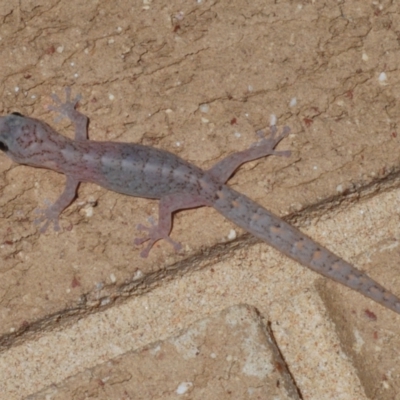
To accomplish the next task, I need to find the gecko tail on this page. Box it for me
[213,185,400,315]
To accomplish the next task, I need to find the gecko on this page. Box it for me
[0,88,399,315]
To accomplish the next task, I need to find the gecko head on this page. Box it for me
[0,113,57,166]
[0,113,24,152]
[0,113,32,162]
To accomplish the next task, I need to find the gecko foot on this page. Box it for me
[34,202,62,233]
[253,125,291,158]
[48,87,82,123]
[134,220,182,258]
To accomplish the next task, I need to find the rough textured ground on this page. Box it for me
[1,0,400,399]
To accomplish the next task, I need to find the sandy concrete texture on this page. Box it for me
[26,305,301,400]
[1,0,400,399]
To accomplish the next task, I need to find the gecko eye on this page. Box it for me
[0,141,8,152]
[11,112,24,117]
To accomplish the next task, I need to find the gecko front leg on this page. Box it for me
[34,176,80,232]
[34,89,87,232]
[49,87,88,141]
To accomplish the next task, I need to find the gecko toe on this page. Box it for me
[134,236,148,246]
[134,221,182,256]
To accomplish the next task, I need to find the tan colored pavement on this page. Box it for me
[1,1,400,399]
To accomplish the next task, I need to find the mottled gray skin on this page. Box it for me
[1,89,400,315]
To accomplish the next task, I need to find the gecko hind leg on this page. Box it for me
[134,193,209,258]
[134,218,182,259]
[208,125,291,183]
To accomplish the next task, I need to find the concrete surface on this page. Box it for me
[1,0,400,399]
[26,305,301,400]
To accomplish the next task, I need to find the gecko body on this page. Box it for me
[1,89,400,315]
